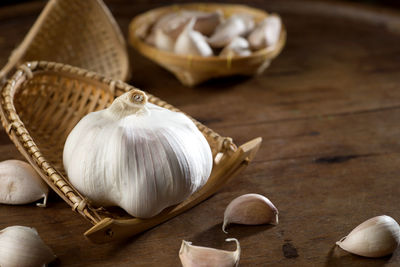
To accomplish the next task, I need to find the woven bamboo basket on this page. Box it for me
[0,0,129,82]
[0,61,262,243]
[129,3,286,86]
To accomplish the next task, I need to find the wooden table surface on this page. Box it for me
[1,0,400,266]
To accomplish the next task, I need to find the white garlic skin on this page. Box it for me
[0,226,55,267]
[174,18,213,57]
[248,15,282,50]
[336,215,400,258]
[208,14,255,48]
[179,238,240,267]
[63,90,213,218]
[0,160,48,207]
[223,193,278,233]
[220,36,252,57]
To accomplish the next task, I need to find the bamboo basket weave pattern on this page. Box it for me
[0,61,262,243]
[0,0,129,82]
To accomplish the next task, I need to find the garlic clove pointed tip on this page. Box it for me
[36,194,48,208]
[222,222,228,234]
[271,213,279,226]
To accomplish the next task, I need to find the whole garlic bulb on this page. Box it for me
[0,226,55,267]
[63,89,213,218]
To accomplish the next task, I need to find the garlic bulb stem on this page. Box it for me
[106,89,148,119]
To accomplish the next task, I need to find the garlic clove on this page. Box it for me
[154,28,175,52]
[174,18,213,57]
[248,14,282,50]
[219,36,252,57]
[179,238,240,267]
[0,226,56,267]
[152,10,222,39]
[222,193,278,233]
[0,160,48,207]
[336,215,400,258]
[208,14,255,48]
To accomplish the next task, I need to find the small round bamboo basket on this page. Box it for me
[0,61,262,243]
[0,0,129,82]
[129,3,286,86]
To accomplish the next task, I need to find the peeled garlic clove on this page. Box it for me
[0,226,56,267]
[223,193,278,233]
[220,36,252,57]
[248,14,282,50]
[208,14,255,48]
[63,89,213,218]
[0,160,48,207]
[174,18,213,57]
[154,28,175,52]
[179,238,240,267]
[336,215,400,258]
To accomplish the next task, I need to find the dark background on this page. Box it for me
[1,0,400,8]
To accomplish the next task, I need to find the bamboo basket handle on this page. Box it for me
[84,137,262,243]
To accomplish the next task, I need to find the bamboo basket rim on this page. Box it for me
[0,61,262,243]
[129,2,287,63]
[0,0,130,82]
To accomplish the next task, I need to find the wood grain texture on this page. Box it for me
[1,0,400,266]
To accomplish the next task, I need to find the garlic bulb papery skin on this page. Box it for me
[63,89,213,218]
[0,226,56,267]
[220,36,252,57]
[174,18,213,57]
[223,193,278,233]
[0,160,48,207]
[336,215,400,258]
[248,15,282,50]
[208,14,255,48]
[179,238,240,267]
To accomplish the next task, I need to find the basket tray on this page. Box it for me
[0,61,261,243]
[129,3,286,86]
[0,0,129,82]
